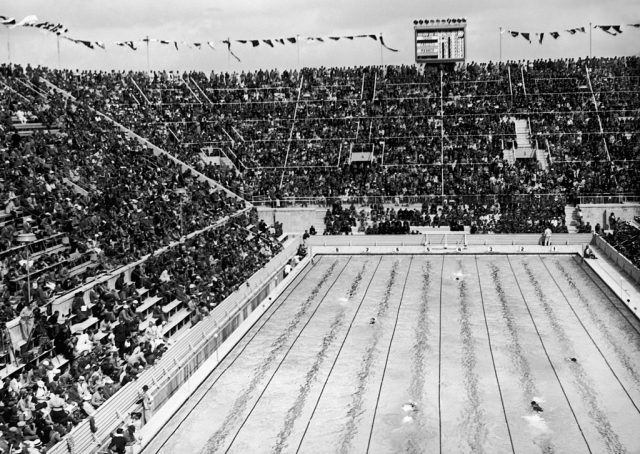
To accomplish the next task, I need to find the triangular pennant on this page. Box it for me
[174,41,179,50]
[356,34,368,38]
[223,39,241,62]
[578,27,586,33]
[566,29,577,35]
[0,17,16,25]
[160,40,171,45]
[510,31,519,38]
[380,35,398,52]
[237,39,248,44]
[550,32,560,39]
[612,25,623,34]
[94,41,106,50]
[76,39,94,49]
[627,23,640,28]
[193,42,202,49]
[521,32,531,42]
[537,32,544,44]
[263,39,274,47]
[287,37,297,43]
[251,40,260,47]
[597,25,617,35]
[345,36,354,40]
[368,34,378,40]
[316,37,324,42]
[329,36,340,41]
[207,41,216,50]
[276,38,285,45]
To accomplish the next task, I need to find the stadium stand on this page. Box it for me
[0,55,637,451]
[0,63,284,452]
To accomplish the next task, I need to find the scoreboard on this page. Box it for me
[414,18,467,64]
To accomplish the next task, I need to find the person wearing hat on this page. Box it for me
[76,376,91,402]
[91,385,106,408]
[34,381,49,403]
[23,439,42,454]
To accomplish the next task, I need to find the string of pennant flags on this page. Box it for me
[503,23,640,44]
[1,14,398,62]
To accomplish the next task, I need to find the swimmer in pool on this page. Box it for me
[531,401,543,412]
[402,401,418,412]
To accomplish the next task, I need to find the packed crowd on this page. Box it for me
[0,210,281,452]
[22,56,637,206]
[324,195,568,235]
[1,67,245,306]
[0,66,286,452]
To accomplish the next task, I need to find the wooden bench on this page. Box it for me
[135,295,161,316]
[162,299,181,315]
[162,308,191,337]
[71,317,99,334]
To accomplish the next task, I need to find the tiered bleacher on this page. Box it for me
[0,64,283,452]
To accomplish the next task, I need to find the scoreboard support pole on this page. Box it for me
[440,70,444,199]
[499,27,503,61]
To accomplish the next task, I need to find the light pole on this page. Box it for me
[17,233,37,307]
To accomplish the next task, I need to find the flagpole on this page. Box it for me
[227,37,230,69]
[589,22,592,58]
[296,34,300,68]
[499,27,502,62]
[57,35,60,68]
[146,35,150,72]
[7,28,11,64]
[380,33,383,66]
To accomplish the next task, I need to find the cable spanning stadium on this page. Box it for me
[1,12,640,454]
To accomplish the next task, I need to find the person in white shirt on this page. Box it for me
[544,227,552,246]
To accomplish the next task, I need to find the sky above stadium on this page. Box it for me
[2,0,639,72]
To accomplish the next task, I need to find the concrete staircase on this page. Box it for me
[514,119,534,156]
[536,148,549,171]
[565,204,579,233]
[502,148,516,165]
[512,118,549,170]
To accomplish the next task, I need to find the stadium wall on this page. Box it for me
[257,206,326,234]
[592,234,640,285]
[578,203,640,230]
